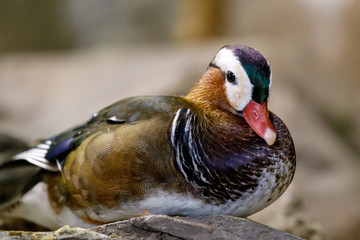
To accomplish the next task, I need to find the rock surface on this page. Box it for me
[0,215,303,240]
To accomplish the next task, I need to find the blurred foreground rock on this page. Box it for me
[0,215,303,240]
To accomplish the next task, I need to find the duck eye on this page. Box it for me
[226,71,235,83]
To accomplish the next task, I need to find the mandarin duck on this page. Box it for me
[0,45,295,230]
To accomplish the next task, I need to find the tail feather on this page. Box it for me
[0,161,43,210]
[0,134,29,166]
[0,134,44,211]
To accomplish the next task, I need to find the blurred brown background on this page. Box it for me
[0,0,359,239]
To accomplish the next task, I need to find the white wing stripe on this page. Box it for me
[37,143,51,149]
[11,140,59,172]
[171,109,182,146]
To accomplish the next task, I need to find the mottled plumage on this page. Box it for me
[0,45,295,229]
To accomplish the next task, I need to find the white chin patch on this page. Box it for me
[212,48,253,112]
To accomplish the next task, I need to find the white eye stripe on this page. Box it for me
[212,48,253,112]
[224,69,253,111]
[212,48,240,77]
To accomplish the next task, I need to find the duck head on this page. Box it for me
[187,44,277,145]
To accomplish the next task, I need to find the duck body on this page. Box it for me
[0,45,295,229]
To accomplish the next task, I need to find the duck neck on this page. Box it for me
[185,67,236,119]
